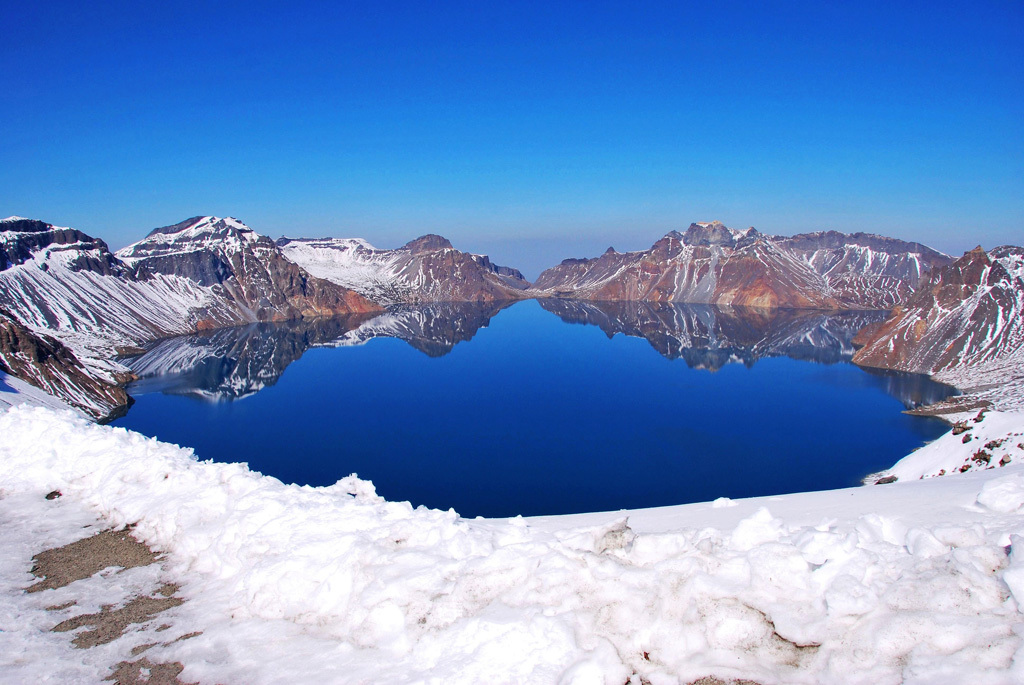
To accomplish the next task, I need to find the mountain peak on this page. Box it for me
[403,234,453,254]
[683,221,738,247]
[146,216,252,238]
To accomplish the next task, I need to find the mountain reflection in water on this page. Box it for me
[538,300,957,408]
[115,299,958,517]
[124,301,512,400]
[125,300,956,410]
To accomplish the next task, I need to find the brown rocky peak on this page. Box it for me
[682,221,736,247]
[944,246,994,286]
[403,234,453,254]
[650,231,686,258]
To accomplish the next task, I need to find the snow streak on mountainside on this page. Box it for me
[534,222,950,310]
[777,231,952,309]
[0,217,252,417]
[0,309,129,419]
[278,234,531,305]
[853,246,1024,413]
[118,216,380,320]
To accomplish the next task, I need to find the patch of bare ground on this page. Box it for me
[24,508,199,685]
[27,528,158,593]
[905,396,992,419]
[105,658,190,685]
[52,583,184,648]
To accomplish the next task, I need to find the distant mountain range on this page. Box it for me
[278,234,530,304]
[533,222,950,309]
[1,214,1020,419]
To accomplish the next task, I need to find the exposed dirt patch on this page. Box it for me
[105,658,195,685]
[905,396,992,419]
[52,583,184,648]
[26,528,159,593]
[26,525,198,683]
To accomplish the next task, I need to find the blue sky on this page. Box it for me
[2,1,1021,277]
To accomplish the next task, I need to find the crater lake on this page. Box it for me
[112,299,955,518]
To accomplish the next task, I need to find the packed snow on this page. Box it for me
[3,405,1024,684]
[881,410,1024,481]
[0,371,77,415]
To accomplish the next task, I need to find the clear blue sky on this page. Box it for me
[2,1,1021,277]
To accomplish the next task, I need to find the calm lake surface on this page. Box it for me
[113,300,955,518]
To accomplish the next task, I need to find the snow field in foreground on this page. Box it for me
[1,405,1024,684]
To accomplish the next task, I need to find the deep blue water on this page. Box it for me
[113,300,954,518]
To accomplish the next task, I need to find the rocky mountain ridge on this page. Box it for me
[277,234,530,305]
[534,221,951,310]
[852,245,1024,414]
[0,216,378,418]
[2,213,1018,420]
[118,216,380,323]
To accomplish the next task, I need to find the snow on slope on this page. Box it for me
[853,246,1024,414]
[0,218,243,378]
[276,237,415,304]
[778,232,952,310]
[879,410,1024,482]
[0,370,76,414]
[3,405,1024,684]
[278,234,531,305]
[118,216,380,321]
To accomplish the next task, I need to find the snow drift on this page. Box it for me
[2,405,1024,684]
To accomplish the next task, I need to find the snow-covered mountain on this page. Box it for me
[534,222,950,310]
[0,216,380,418]
[0,217,243,349]
[853,245,1024,413]
[118,216,381,321]
[0,217,254,417]
[277,234,531,305]
[776,231,951,309]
